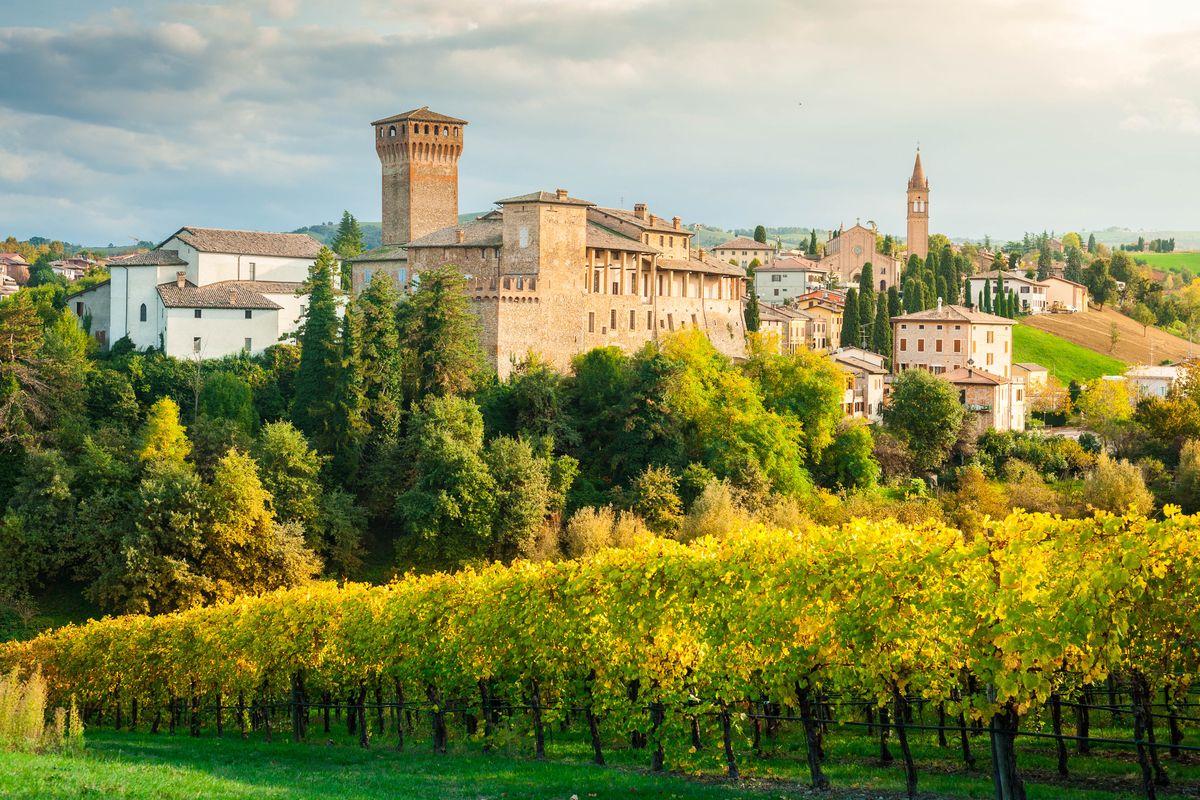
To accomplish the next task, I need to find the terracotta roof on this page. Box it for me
[832,353,889,375]
[371,107,469,126]
[757,256,825,273]
[349,244,408,263]
[586,222,658,254]
[496,190,594,207]
[714,237,775,251]
[969,270,1046,286]
[406,218,504,249]
[659,252,745,278]
[795,289,846,306]
[890,304,1013,325]
[943,367,1009,385]
[908,150,928,190]
[164,227,324,259]
[156,280,286,310]
[0,253,28,264]
[117,249,188,267]
[590,207,686,234]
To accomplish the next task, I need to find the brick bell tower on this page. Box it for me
[372,107,468,246]
[906,148,929,260]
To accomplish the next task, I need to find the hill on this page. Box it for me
[1022,305,1197,367]
[1131,251,1200,276]
[1012,324,1126,384]
[292,214,485,251]
[1082,227,1200,251]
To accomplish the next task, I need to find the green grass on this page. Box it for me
[4,715,1196,800]
[1013,324,1126,384]
[1131,251,1200,275]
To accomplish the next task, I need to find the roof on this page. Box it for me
[757,256,825,273]
[1014,362,1048,373]
[65,279,110,300]
[156,280,296,310]
[714,236,775,251]
[1042,275,1088,288]
[0,253,28,264]
[795,289,846,306]
[407,217,504,249]
[496,190,594,207]
[116,249,188,267]
[832,353,889,375]
[969,269,1046,286]
[371,107,468,126]
[659,252,744,277]
[1126,365,1181,379]
[590,207,686,234]
[586,222,658,254]
[162,227,324,259]
[349,244,408,263]
[942,367,1009,385]
[908,150,928,190]
[891,304,1014,325]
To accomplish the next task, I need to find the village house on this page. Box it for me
[349,107,747,378]
[756,301,812,355]
[1041,276,1089,312]
[964,270,1049,314]
[66,227,324,357]
[755,256,828,304]
[1012,362,1049,390]
[1122,364,1183,401]
[791,289,844,350]
[942,366,1026,433]
[713,237,778,268]
[830,347,888,421]
[0,253,30,285]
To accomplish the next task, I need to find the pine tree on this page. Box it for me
[872,292,891,360]
[808,230,818,255]
[744,259,761,332]
[753,225,768,244]
[358,272,404,440]
[1065,246,1084,283]
[292,248,341,444]
[331,211,365,290]
[327,300,369,483]
[1037,243,1052,280]
[397,264,485,399]
[841,288,859,348]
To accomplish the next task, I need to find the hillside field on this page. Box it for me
[1012,323,1126,384]
[1132,251,1200,275]
[1022,305,1197,368]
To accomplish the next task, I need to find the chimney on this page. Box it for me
[699,248,707,259]
[229,287,237,305]
[634,203,648,220]
[650,214,659,226]
[456,229,465,244]
[176,271,185,288]
[555,188,568,201]
[937,297,943,309]
[672,216,681,230]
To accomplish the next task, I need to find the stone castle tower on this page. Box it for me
[906,149,929,260]
[372,107,468,246]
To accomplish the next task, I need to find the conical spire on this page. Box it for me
[908,149,928,190]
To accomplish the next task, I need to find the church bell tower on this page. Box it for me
[372,107,468,246]
[906,149,929,260]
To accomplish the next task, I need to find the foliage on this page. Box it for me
[816,420,879,490]
[137,398,190,464]
[884,370,965,473]
[0,667,82,754]
[291,248,342,445]
[198,371,256,435]
[630,465,684,537]
[396,265,484,399]
[1081,453,1153,515]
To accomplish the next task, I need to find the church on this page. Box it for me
[815,151,930,290]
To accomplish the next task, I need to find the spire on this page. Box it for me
[908,149,928,191]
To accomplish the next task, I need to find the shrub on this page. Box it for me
[680,480,752,542]
[0,667,83,754]
[562,506,650,559]
[1082,453,1154,515]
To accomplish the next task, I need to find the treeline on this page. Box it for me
[1120,236,1175,253]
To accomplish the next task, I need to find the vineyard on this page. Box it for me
[4,511,1200,799]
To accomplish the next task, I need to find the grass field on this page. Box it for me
[1132,251,1200,274]
[1012,323,1126,384]
[4,720,1197,800]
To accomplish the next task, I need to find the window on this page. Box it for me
[954,340,961,353]
[774,289,779,296]
[630,310,636,330]
[691,314,698,327]
[138,303,147,322]
[647,311,653,329]
[593,271,600,293]
[248,262,256,280]
[986,330,995,343]
[76,302,84,316]
[243,338,252,353]
[194,309,202,319]
[899,339,907,351]
[610,309,617,330]
[1016,389,1023,401]
[588,312,595,333]
[771,275,781,282]
[917,339,924,352]
[245,309,253,320]
[986,353,994,366]
[193,337,202,353]
[935,340,942,352]
[668,313,675,331]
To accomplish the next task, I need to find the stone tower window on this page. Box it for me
[424,124,430,134]
[388,125,396,137]
[443,126,449,135]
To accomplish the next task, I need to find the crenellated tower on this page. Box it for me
[373,107,467,246]
[906,149,929,260]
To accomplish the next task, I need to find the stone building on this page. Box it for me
[819,223,902,290]
[713,237,778,268]
[791,289,844,349]
[350,108,747,378]
[830,347,888,421]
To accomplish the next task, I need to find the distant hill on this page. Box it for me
[292,214,485,250]
[1081,227,1200,251]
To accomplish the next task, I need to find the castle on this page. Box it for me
[350,108,748,377]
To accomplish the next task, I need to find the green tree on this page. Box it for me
[744,258,761,333]
[331,210,364,289]
[841,288,860,347]
[1037,243,1052,281]
[887,286,901,319]
[858,262,874,295]
[291,248,341,441]
[85,369,140,429]
[808,230,818,255]
[0,449,75,599]
[1087,233,1097,253]
[903,278,920,313]
[396,265,484,399]
[816,420,879,490]
[199,371,256,435]
[0,293,50,445]
[326,300,368,483]
[1064,246,1084,283]
[484,436,575,562]
[1082,453,1153,515]
[884,369,965,473]
[630,464,683,537]
[983,277,993,313]
[1129,303,1156,335]
[1084,258,1116,309]
[253,421,325,535]
[872,291,891,359]
[745,343,844,465]
[753,225,767,244]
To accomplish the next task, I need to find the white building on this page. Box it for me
[713,237,778,268]
[66,227,325,358]
[1124,365,1182,401]
[755,256,828,304]
[830,347,888,422]
[964,270,1048,315]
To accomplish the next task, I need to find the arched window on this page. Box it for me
[139,303,147,322]
[453,127,459,137]
[413,123,419,133]
[424,124,430,134]
[388,125,396,137]
[880,279,886,291]
[443,126,449,135]
[433,125,439,136]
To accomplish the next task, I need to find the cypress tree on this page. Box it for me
[841,288,859,348]
[903,278,919,313]
[328,299,368,483]
[872,292,891,360]
[859,284,875,333]
[888,285,901,319]
[753,225,768,244]
[859,262,874,295]
[983,278,993,313]
[808,230,818,255]
[744,259,761,332]
[332,211,365,290]
[923,270,936,309]
[936,276,948,303]
[292,247,341,444]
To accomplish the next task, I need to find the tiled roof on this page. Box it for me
[659,252,745,278]
[890,304,1013,325]
[586,222,659,254]
[590,207,684,234]
[0,253,28,264]
[407,218,504,249]
[371,107,468,126]
[757,256,825,272]
[943,367,1009,385]
[156,280,285,310]
[832,353,889,375]
[1014,362,1047,372]
[350,244,408,263]
[714,237,775,250]
[164,227,324,259]
[1043,275,1088,288]
[118,249,188,267]
[496,191,594,207]
[969,270,1046,286]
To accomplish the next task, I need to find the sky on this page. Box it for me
[1,0,1199,246]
